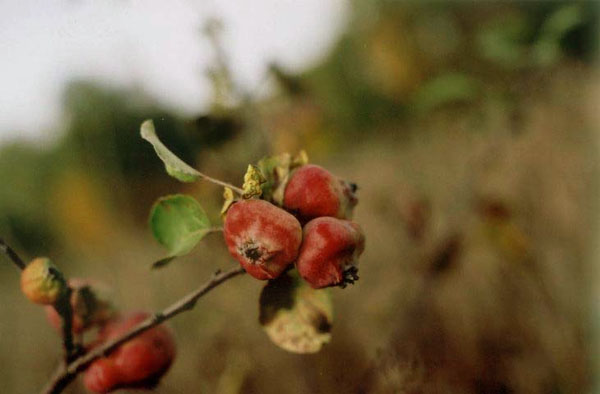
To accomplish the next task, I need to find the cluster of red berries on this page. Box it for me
[83,312,175,393]
[17,160,364,393]
[58,294,175,393]
[224,164,365,288]
[20,260,175,394]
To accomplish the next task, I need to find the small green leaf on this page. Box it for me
[476,13,530,69]
[533,4,584,66]
[140,119,201,183]
[259,270,333,354]
[149,194,211,268]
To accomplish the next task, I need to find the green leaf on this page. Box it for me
[476,13,530,69]
[140,119,201,183]
[533,4,584,66]
[412,72,480,113]
[259,270,333,353]
[149,194,211,268]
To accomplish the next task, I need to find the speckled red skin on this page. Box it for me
[296,217,365,289]
[83,312,176,393]
[283,164,357,223]
[224,199,302,280]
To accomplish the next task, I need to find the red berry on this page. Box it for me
[83,312,176,393]
[83,359,120,394]
[283,164,357,223]
[224,199,302,280]
[296,217,365,289]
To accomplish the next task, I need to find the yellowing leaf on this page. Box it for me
[259,271,332,354]
[242,165,266,199]
[221,187,236,215]
[140,119,201,183]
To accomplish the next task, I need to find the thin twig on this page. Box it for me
[41,266,245,394]
[0,238,26,270]
[56,287,76,363]
[196,173,244,195]
[1,239,76,364]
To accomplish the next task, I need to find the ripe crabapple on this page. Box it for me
[283,164,358,223]
[224,199,302,280]
[83,359,120,394]
[83,312,176,393]
[20,257,66,305]
[296,217,365,289]
[45,278,115,334]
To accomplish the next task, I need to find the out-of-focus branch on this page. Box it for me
[0,238,26,270]
[41,266,246,394]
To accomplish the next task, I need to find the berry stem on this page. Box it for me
[195,172,244,195]
[40,266,245,394]
[56,287,77,363]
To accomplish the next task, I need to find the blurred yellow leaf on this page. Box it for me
[259,270,333,354]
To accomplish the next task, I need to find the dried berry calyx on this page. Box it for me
[20,257,67,305]
[340,266,360,289]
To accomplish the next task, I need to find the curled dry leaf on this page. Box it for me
[259,270,333,353]
[242,164,266,199]
[221,187,236,215]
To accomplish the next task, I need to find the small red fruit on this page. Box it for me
[83,359,120,394]
[83,312,176,393]
[224,199,302,280]
[283,164,357,223]
[296,217,365,289]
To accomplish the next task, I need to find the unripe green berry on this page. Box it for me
[20,257,66,305]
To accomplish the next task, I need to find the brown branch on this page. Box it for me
[41,266,246,394]
[56,287,78,363]
[0,238,26,270]
[0,238,76,361]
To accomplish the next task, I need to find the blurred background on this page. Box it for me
[0,1,599,393]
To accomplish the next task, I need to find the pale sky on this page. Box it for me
[0,0,349,143]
